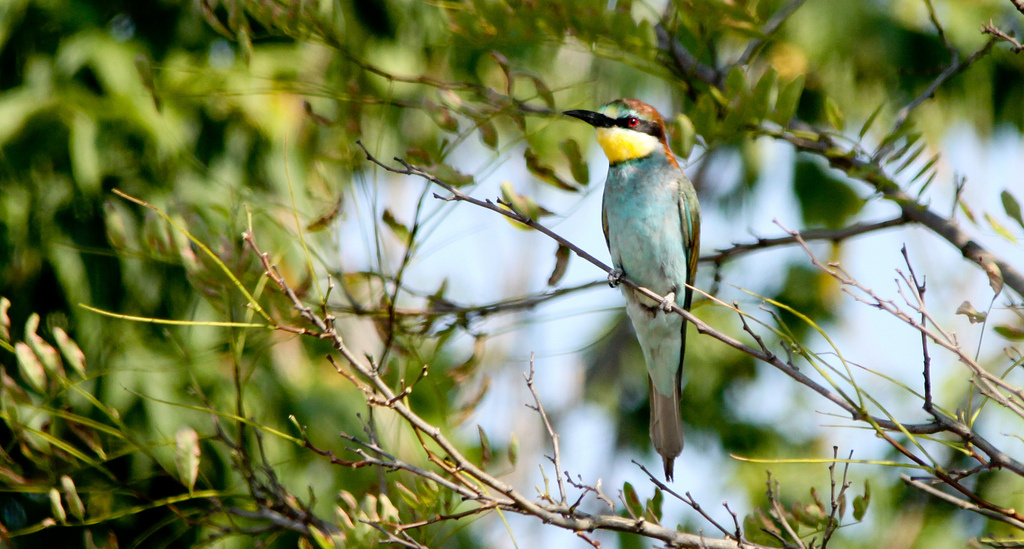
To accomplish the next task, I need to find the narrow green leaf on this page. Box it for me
[547,244,571,286]
[559,138,589,185]
[49,488,67,524]
[175,427,201,493]
[53,328,86,377]
[530,76,555,110]
[825,97,845,131]
[477,425,492,464]
[772,75,804,126]
[910,153,940,183]
[994,325,1024,340]
[381,209,411,246]
[379,494,400,522]
[525,148,577,191]
[959,200,977,224]
[0,297,9,342]
[859,103,885,140]
[893,142,927,175]
[309,526,335,549]
[1001,190,1024,230]
[508,432,519,466]
[15,342,47,393]
[61,475,85,520]
[985,213,1018,243]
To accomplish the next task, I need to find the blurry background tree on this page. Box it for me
[2,0,1024,547]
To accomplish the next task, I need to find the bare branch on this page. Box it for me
[901,475,1024,530]
[703,215,908,265]
[525,354,568,505]
[982,20,1024,52]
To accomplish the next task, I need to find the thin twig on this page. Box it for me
[982,20,1024,53]
[900,475,1024,530]
[525,353,568,505]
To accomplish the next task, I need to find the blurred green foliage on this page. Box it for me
[1,0,1023,547]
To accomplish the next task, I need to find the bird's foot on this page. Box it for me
[658,291,677,313]
[607,268,625,288]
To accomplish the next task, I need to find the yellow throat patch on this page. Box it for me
[595,126,660,164]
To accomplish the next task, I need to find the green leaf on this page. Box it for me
[499,180,548,223]
[477,425,492,464]
[25,313,61,375]
[382,209,412,246]
[825,97,845,131]
[52,327,86,377]
[852,495,867,521]
[853,479,871,521]
[309,526,335,549]
[530,76,555,110]
[724,66,748,99]
[985,213,1018,243]
[772,74,804,126]
[0,297,9,342]
[623,482,643,518]
[547,244,571,286]
[1002,190,1024,230]
[525,148,577,191]
[910,153,940,183]
[175,427,201,493]
[426,163,474,187]
[893,142,927,175]
[508,432,519,466]
[749,68,779,121]
[15,342,47,393]
[690,94,719,140]
[793,158,864,228]
[994,325,1024,340]
[645,488,664,524]
[434,107,459,133]
[673,114,697,159]
[49,487,67,525]
[61,475,85,520]
[859,103,885,140]
[479,119,498,150]
[559,138,589,184]
[70,113,101,193]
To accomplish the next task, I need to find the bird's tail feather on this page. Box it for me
[649,378,684,481]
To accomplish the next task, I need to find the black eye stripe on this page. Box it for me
[616,117,661,137]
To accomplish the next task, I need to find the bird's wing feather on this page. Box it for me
[600,193,611,250]
[678,176,701,308]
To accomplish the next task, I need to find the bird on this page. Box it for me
[564,99,701,481]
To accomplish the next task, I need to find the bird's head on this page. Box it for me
[563,99,675,166]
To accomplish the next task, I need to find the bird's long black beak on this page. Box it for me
[563,109,615,128]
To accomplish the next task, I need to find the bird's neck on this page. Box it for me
[595,126,661,165]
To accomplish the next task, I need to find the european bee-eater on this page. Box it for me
[564,99,701,481]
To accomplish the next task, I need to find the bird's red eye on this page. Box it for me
[627,117,639,128]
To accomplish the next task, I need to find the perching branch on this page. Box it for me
[356,145,950,440]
